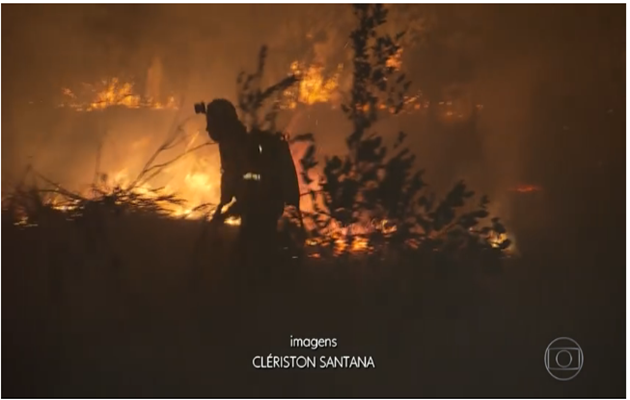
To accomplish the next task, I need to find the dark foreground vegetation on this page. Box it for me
[2,196,625,397]
[2,4,625,398]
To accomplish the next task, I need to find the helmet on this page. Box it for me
[205,99,239,122]
[202,99,240,142]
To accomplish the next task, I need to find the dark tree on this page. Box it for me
[235,4,510,271]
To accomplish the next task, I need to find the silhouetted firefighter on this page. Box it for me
[194,99,302,268]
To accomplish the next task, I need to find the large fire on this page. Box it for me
[10,53,504,257]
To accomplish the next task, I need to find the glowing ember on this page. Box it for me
[510,184,543,193]
[386,48,403,71]
[224,216,242,226]
[488,232,508,248]
[350,236,370,253]
[300,218,400,256]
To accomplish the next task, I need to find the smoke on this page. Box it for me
[2,4,624,229]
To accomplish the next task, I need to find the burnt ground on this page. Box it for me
[2,161,625,398]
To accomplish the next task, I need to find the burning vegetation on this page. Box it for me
[4,4,512,262]
[281,52,426,115]
[282,61,344,108]
[60,78,178,112]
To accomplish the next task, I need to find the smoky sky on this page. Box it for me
[2,4,625,214]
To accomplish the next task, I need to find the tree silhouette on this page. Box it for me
[235,4,510,269]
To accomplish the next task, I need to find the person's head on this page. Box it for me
[204,99,240,142]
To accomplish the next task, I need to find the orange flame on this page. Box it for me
[386,48,403,71]
[60,78,177,112]
[283,61,343,109]
[281,49,423,114]
[35,51,486,257]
